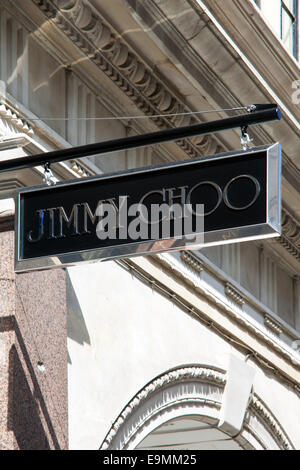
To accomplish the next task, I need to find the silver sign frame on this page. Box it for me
[15,143,281,273]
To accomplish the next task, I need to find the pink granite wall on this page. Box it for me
[0,230,68,450]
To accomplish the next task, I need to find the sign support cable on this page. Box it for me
[8,103,282,272]
[0,104,281,174]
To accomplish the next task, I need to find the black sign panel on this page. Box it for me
[15,144,281,272]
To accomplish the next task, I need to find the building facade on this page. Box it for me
[0,0,299,450]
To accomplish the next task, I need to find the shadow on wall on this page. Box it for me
[66,271,91,358]
[4,320,62,450]
[7,345,50,450]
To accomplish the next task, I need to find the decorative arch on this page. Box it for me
[99,365,294,450]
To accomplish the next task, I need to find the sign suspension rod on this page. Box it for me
[0,104,281,173]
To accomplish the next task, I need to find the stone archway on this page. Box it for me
[99,365,294,450]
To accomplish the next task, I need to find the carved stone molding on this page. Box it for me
[99,363,293,450]
[264,314,283,336]
[224,282,245,306]
[70,159,92,177]
[279,209,300,262]
[180,250,203,274]
[100,365,226,449]
[31,0,221,159]
[0,100,34,137]
[247,394,294,450]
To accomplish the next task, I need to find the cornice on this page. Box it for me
[199,0,300,115]
[11,0,300,266]
[30,0,222,159]
[126,1,300,181]
[124,0,300,250]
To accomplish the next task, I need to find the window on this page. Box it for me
[254,0,299,59]
[281,0,298,58]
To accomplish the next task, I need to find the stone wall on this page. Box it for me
[0,230,68,450]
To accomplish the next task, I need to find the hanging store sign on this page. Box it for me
[15,143,281,272]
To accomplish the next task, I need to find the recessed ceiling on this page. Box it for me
[136,416,243,450]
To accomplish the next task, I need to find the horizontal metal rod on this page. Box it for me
[0,104,281,173]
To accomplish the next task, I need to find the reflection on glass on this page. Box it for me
[281,1,297,57]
